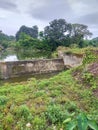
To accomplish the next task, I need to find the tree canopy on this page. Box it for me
[0,31,15,49]
[1,18,95,54]
[16,25,38,41]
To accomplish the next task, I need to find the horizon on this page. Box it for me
[0,0,98,38]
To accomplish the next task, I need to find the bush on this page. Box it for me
[32,115,46,130]
[2,113,14,130]
[45,104,65,124]
[0,96,8,106]
[15,105,30,120]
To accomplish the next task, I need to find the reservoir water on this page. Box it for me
[0,49,59,83]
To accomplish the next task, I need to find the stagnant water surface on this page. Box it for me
[0,72,59,85]
[0,49,60,84]
[0,48,49,61]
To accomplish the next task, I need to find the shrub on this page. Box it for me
[32,115,46,130]
[0,95,8,106]
[2,113,14,130]
[15,105,30,120]
[45,104,65,124]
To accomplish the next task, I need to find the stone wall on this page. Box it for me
[0,58,64,79]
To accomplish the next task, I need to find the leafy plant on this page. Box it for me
[45,104,66,124]
[63,113,98,130]
[83,50,97,65]
[83,72,97,89]
[15,105,30,120]
[32,115,46,130]
[0,95,8,106]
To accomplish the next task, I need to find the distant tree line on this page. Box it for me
[0,31,15,49]
[15,19,94,52]
[0,19,98,53]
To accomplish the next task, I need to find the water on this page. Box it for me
[3,55,18,61]
[0,48,50,61]
[0,49,34,61]
[0,49,60,83]
[0,49,18,61]
[1,72,59,84]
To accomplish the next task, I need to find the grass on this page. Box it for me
[0,48,98,129]
[57,46,98,55]
[0,68,98,129]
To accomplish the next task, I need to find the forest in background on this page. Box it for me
[0,19,98,58]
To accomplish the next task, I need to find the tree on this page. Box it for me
[32,25,38,38]
[39,31,44,40]
[16,33,51,58]
[69,24,92,47]
[16,25,38,41]
[0,31,15,49]
[44,19,68,40]
[91,37,98,47]
[70,24,92,38]
[44,19,68,50]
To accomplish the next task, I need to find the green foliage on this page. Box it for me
[16,25,38,41]
[44,19,68,50]
[63,113,98,130]
[4,113,14,124]
[0,31,15,49]
[82,72,97,90]
[32,115,46,130]
[83,72,94,82]
[15,33,52,58]
[15,105,31,120]
[0,95,8,106]
[91,37,98,47]
[83,50,97,65]
[0,62,98,129]
[65,102,77,113]
[46,104,66,124]
[2,114,14,130]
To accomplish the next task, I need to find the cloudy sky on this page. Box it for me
[0,0,98,37]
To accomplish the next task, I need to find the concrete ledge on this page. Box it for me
[0,58,65,79]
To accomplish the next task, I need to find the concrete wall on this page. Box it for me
[0,58,64,79]
[58,51,83,68]
[0,54,83,79]
[63,54,83,67]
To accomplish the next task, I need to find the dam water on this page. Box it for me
[0,49,61,83]
[0,48,83,84]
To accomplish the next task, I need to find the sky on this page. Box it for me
[0,0,98,38]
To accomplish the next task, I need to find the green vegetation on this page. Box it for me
[15,33,51,59]
[0,49,98,129]
[0,18,98,129]
[63,113,98,130]
[0,18,98,59]
[90,37,98,47]
[0,31,15,49]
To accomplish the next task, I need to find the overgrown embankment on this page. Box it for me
[0,48,98,130]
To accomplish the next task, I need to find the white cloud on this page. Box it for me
[0,0,98,38]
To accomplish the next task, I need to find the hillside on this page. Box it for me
[0,48,98,130]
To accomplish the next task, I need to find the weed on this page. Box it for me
[15,105,31,120]
[0,95,8,106]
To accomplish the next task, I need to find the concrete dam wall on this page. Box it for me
[0,54,83,79]
[58,51,83,68]
[62,54,83,67]
[0,58,64,79]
